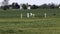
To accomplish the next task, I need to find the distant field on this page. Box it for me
[0,9,60,34]
[0,9,60,18]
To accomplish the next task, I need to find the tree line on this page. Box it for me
[1,2,60,10]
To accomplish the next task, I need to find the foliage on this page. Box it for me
[11,2,20,9]
[22,4,27,9]
[31,5,39,9]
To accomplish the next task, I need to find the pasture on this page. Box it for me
[0,9,60,34]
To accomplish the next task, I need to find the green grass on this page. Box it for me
[0,18,59,34]
[0,9,60,34]
[0,9,60,18]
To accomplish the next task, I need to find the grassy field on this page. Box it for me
[0,18,60,34]
[0,9,60,34]
[0,9,60,18]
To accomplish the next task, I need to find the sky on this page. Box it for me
[0,0,60,5]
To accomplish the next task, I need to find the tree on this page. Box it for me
[48,3,58,9]
[31,5,38,9]
[11,3,15,9]
[22,4,27,9]
[39,3,59,9]
[39,4,50,9]
[3,5,9,10]
[11,2,20,9]
[49,4,55,9]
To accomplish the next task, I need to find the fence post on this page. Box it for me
[21,13,22,19]
[44,13,47,18]
[27,13,30,18]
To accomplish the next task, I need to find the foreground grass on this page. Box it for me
[0,18,60,34]
[0,9,60,34]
